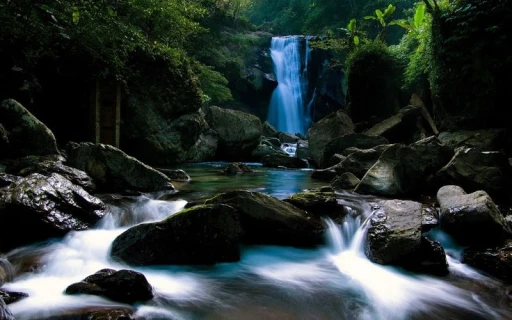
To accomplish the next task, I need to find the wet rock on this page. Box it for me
[311,167,337,181]
[437,185,511,244]
[326,154,345,167]
[403,237,448,276]
[308,109,355,168]
[0,173,106,251]
[321,133,389,168]
[0,173,21,188]
[0,298,14,320]
[0,257,13,286]
[65,268,153,304]
[205,191,325,247]
[364,105,422,142]
[0,289,29,304]
[65,142,174,193]
[33,307,136,320]
[205,106,262,160]
[111,204,241,265]
[438,129,508,152]
[283,191,345,221]
[295,140,310,160]
[157,168,191,182]
[224,162,253,175]
[262,121,279,137]
[422,206,439,232]
[5,155,96,192]
[278,132,300,144]
[186,127,219,163]
[331,173,360,190]
[251,143,288,160]
[336,147,389,179]
[261,154,309,169]
[462,239,512,282]
[0,99,60,159]
[365,200,422,264]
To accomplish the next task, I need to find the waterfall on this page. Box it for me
[267,36,311,135]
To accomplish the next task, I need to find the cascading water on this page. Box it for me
[267,36,311,135]
[2,166,512,319]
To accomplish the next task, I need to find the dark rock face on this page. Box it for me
[205,106,262,160]
[0,289,29,304]
[205,191,325,247]
[436,185,511,244]
[65,142,174,193]
[5,155,96,192]
[261,154,309,169]
[331,173,360,190]
[437,129,508,153]
[0,173,21,188]
[335,147,389,179]
[0,298,14,320]
[32,307,136,320]
[224,162,253,175]
[283,191,345,221]
[307,109,355,168]
[321,133,389,168]
[0,99,60,159]
[65,268,153,304]
[111,204,241,266]
[402,237,448,276]
[364,200,422,265]
[0,258,13,286]
[157,169,191,182]
[462,240,512,282]
[435,147,512,199]
[0,173,106,251]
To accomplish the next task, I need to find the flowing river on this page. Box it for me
[3,163,512,319]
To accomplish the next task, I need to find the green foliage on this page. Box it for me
[193,62,233,105]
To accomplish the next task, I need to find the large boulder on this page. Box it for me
[307,109,355,168]
[122,108,217,165]
[321,133,389,168]
[0,99,59,159]
[0,258,13,286]
[435,147,512,199]
[331,173,360,190]
[437,129,508,153]
[65,268,153,304]
[462,239,512,282]
[110,204,241,265]
[0,173,106,251]
[436,185,512,244]
[0,298,14,320]
[364,105,423,143]
[335,145,391,179]
[65,142,174,193]
[364,200,422,264]
[5,155,96,192]
[205,106,262,160]
[283,191,345,221]
[261,154,309,169]
[355,140,453,197]
[204,191,325,247]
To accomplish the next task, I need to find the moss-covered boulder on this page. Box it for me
[205,106,262,160]
[65,142,174,193]
[283,191,345,221]
[205,191,324,247]
[110,204,241,265]
[0,99,59,159]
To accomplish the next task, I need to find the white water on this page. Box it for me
[3,190,511,319]
[267,36,311,135]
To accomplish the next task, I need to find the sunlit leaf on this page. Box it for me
[414,3,426,28]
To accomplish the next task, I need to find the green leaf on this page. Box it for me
[347,19,356,33]
[375,9,383,20]
[389,19,412,30]
[72,6,79,24]
[414,3,426,29]
[364,16,377,20]
[383,4,396,19]
[353,36,359,45]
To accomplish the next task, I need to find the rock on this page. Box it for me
[0,258,13,286]
[402,237,448,275]
[336,146,390,179]
[262,121,279,137]
[261,154,309,169]
[365,200,422,264]
[462,239,512,282]
[205,191,325,247]
[205,106,262,160]
[32,307,136,320]
[438,129,508,152]
[0,173,106,251]
[224,162,253,175]
[5,155,96,192]
[65,142,174,193]
[251,144,288,160]
[278,132,300,143]
[283,191,345,221]
[65,268,153,304]
[157,168,191,182]
[364,105,423,142]
[311,167,338,181]
[326,154,346,167]
[294,140,310,160]
[308,109,355,168]
[436,185,512,244]
[331,173,360,190]
[0,289,29,304]
[0,173,21,188]
[111,204,241,265]
[355,141,453,197]
[0,298,14,320]
[0,124,8,151]
[0,99,60,159]
[186,127,218,162]
[422,205,439,232]
[435,147,512,199]
[321,133,389,168]
[266,137,281,148]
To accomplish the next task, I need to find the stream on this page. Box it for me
[3,162,512,319]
